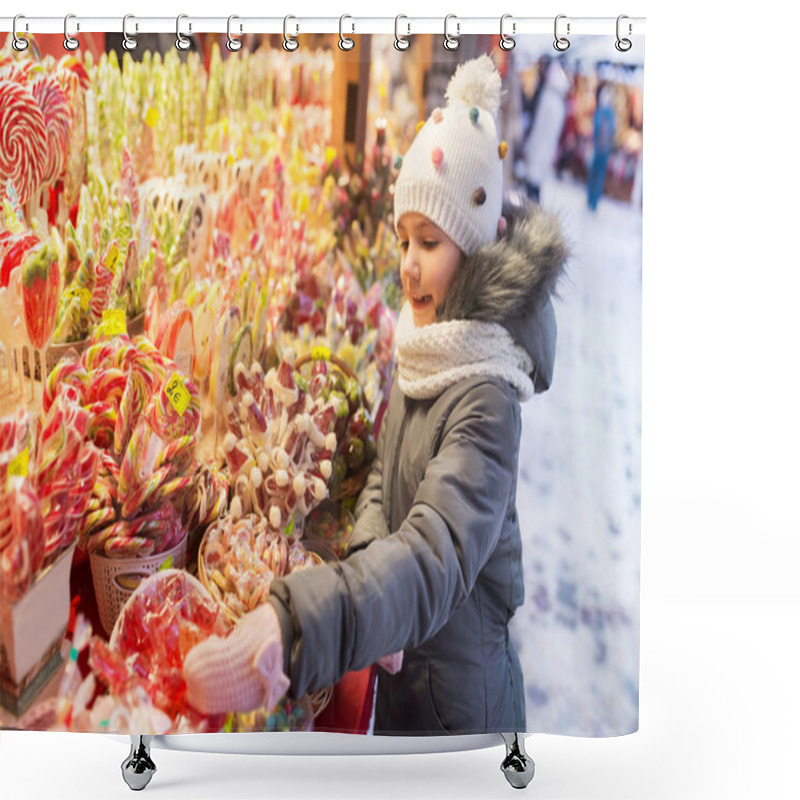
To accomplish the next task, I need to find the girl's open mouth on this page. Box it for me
[410,294,432,307]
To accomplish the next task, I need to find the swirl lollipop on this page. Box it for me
[0,79,48,207]
[30,75,72,189]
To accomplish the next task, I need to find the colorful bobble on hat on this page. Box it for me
[393,155,403,169]
[473,187,486,205]
[432,147,444,171]
[498,141,508,160]
[432,107,444,123]
[416,120,426,134]
[469,107,479,125]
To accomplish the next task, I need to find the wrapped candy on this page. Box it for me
[222,351,340,532]
[21,243,60,350]
[155,300,195,379]
[200,514,321,620]
[91,570,230,726]
[34,385,100,565]
[0,477,45,603]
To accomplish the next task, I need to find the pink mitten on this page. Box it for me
[184,603,290,715]
[377,650,404,675]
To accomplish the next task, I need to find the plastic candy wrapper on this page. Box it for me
[21,243,61,350]
[200,513,323,620]
[0,477,45,603]
[35,385,100,565]
[222,349,339,532]
[301,354,377,501]
[89,570,231,730]
[183,462,229,542]
[42,335,201,558]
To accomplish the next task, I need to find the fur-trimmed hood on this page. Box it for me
[437,201,568,393]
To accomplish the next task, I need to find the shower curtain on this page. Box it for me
[0,28,642,739]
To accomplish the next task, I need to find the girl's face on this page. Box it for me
[397,213,463,327]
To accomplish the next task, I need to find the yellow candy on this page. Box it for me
[416,120,425,134]
[499,141,508,160]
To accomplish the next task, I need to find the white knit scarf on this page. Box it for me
[394,302,535,402]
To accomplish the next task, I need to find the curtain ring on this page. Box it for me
[283,16,299,52]
[12,15,29,52]
[394,15,410,51]
[615,15,632,52]
[227,15,243,52]
[443,14,460,51]
[63,14,80,51]
[176,14,191,51]
[554,14,570,51]
[339,15,355,51]
[499,14,515,51]
[122,14,138,51]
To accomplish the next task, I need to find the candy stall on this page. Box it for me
[0,33,403,734]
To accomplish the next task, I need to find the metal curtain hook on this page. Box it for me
[12,15,29,52]
[63,14,80,50]
[554,14,570,51]
[394,15,410,51]
[176,14,191,51]
[499,14,515,51]
[444,14,460,51]
[339,15,355,51]
[283,16,299,52]
[615,14,632,52]
[122,14,138,51]
[227,15,243,52]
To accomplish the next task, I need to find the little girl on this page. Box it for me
[185,55,568,735]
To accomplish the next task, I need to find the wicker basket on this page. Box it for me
[89,535,188,637]
[197,527,333,717]
[294,350,372,501]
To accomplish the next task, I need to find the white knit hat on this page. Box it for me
[393,55,506,255]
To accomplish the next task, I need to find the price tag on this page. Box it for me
[101,308,126,336]
[104,243,121,273]
[6,448,30,489]
[144,106,160,128]
[66,285,92,312]
[158,554,174,572]
[311,346,331,362]
[164,373,190,416]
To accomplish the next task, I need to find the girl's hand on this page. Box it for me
[184,603,290,715]
[377,650,404,675]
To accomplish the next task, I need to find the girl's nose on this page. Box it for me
[401,251,420,283]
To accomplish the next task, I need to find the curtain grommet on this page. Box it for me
[615,15,633,52]
[63,14,80,51]
[394,15,410,51]
[339,15,355,51]
[227,15,243,52]
[499,14,516,51]
[12,15,29,52]
[283,15,299,52]
[176,14,191,51]
[443,14,460,51]
[554,14,570,52]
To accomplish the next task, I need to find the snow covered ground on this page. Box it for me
[510,177,642,736]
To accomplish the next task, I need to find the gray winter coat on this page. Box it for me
[268,203,567,735]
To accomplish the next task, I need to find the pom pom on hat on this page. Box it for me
[445,54,502,119]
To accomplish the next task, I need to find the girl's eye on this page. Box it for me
[400,241,409,251]
[423,240,438,250]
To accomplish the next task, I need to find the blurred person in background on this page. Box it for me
[520,59,570,204]
[587,83,616,211]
